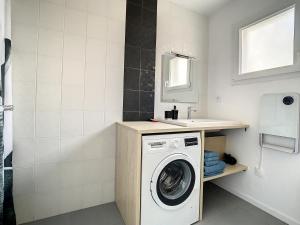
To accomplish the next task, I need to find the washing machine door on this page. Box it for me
[150,153,196,210]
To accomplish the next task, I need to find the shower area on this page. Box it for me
[1,0,16,224]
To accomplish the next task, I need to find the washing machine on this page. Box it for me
[141,132,201,225]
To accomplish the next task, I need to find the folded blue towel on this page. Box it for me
[204,150,220,159]
[204,161,225,174]
[204,156,219,162]
[204,160,219,167]
[204,170,224,177]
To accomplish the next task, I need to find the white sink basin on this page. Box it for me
[158,118,242,127]
[186,119,223,123]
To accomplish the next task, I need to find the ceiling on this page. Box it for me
[168,0,234,16]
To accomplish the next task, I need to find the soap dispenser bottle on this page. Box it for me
[172,105,178,120]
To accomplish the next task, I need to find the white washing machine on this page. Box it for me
[141,132,201,225]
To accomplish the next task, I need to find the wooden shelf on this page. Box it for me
[203,164,248,182]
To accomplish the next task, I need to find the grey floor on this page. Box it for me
[24,182,286,225]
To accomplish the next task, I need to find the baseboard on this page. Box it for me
[214,183,300,225]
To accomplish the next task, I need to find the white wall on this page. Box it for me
[208,0,300,224]
[155,0,208,119]
[11,0,125,223]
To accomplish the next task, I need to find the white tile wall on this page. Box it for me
[85,38,106,63]
[64,9,87,36]
[66,0,87,11]
[60,137,84,162]
[36,84,61,111]
[35,138,60,163]
[11,0,126,223]
[82,183,103,208]
[63,35,86,60]
[12,25,38,53]
[37,55,62,85]
[39,1,64,31]
[83,111,105,135]
[87,14,107,40]
[36,112,60,138]
[62,59,85,84]
[87,0,107,16]
[13,52,37,82]
[59,187,83,213]
[34,191,60,220]
[11,0,39,26]
[13,167,35,196]
[61,111,83,137]
[13,138,35,167]
[13,82,36,111]
[38,29,63,57]
[13,112,35,138]
[61,84,84,110]
[14,194,35,223]
[35,163,60,192]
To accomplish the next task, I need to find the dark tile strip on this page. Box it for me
[123,0,157,121]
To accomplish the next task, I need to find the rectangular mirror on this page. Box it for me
[161,52,199,103]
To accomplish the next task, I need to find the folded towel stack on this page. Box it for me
[204,150,226,177]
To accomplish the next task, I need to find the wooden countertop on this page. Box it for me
[118,121,249,134]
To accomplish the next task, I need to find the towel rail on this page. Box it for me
[0,105,14,112]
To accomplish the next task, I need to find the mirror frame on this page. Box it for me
[161,52,199,103]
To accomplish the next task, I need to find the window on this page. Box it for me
[168,57,190,89]
[239,6,296,75]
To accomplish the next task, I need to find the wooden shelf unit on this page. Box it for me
[203,163,248,182]
[116,122,249,225]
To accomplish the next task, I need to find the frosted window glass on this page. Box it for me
[240,7,295,74]
[168,57,190,88]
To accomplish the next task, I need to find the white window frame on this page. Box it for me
[233,3,300,83]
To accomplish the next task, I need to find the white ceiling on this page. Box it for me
[168,0,233,15]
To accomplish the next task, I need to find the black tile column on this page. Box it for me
[123,0,157,121]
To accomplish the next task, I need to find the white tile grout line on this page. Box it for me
[103,17,109,125]
[32,1,40,220]
[78,4,89,209]
[56,4,68,210]
[33,0,41,205]
[82,6,88,136]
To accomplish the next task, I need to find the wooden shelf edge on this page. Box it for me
[203,163,248,182]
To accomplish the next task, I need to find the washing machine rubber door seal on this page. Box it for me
[150,153,196,210]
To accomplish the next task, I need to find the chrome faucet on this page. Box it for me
[187,106,197,120]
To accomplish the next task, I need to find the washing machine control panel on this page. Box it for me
[143,133,200,152]
[169,139,180,149]
[184,137,198,147]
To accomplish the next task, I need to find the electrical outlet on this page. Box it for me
[216,96,222,103]
[255,166,264,177]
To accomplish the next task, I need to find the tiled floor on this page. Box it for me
[201,183,286,225]
[24,182,286,225]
